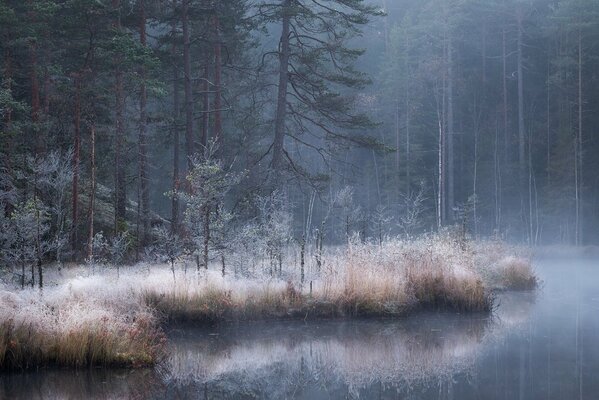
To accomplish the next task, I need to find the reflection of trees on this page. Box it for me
[162,301,534,399]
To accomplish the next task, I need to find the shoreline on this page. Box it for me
[0,236,538,372]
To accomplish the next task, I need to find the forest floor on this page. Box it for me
[0,234,537,371]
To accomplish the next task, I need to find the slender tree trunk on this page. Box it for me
[182,0,194,172]
[405,90,411,197]
[473,100,479,237]
[436,86,445,229]
[87,124,96,261]
[575,30,583,246]
[171,0,180,232]
[271,0,291,178]
[494,118,501,232]
[71,75,81,253]
[395,99,400,196]
[546,44,551,189]
[201,63,210,149]
[516,7,528,240]
[113,0,126,232]
[2,45,14,217]
[500,7,510,194]
[138,0,149,247]
[213,14,223,146]
[382,0,389,52]
[300,236,305,285]
[403,32,411,198]
[482,24,487,85]
[28,0,42,157]
[203,205,210,269]
[447,35,455,222]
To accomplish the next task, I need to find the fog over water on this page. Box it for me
[1,255,597,399]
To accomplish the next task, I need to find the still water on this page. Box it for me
[1,257,598,399]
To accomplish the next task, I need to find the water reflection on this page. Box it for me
[0,369,163,400]
[162,291,535,400]
[4,258,599,399]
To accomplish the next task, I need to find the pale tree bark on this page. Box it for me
[404,34,411,197]
[500,4,508,233]
[516,6,528,241]
[575,29,583,246]
[473,98,479,237]
[436,79,445,229]
[447,34,455,222]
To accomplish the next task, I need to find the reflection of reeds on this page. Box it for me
[162,315,494,394]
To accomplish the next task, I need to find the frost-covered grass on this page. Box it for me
[0,277,165,371]
[0,234,536,371]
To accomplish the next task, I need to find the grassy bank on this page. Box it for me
[0,235,537,371]
[0,279,165,371]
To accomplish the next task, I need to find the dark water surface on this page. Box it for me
[2,257,598,399]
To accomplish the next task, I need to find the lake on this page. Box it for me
[1,256,597,399]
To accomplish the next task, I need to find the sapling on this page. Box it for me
[256,190,292,277]
[4,200,52,288]
[90,231,130,276]
[109,231,130,276]
[399,181,427,237]
[181,142,243,272]
[32,150,74,265]
[154,225,185,280]
[336,186,363,241]
[372,204,393,246]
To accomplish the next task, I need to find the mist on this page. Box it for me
[1,0,598,399]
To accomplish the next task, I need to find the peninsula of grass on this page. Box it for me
[0,234,537,371]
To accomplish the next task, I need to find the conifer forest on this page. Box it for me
[1,1,599,399]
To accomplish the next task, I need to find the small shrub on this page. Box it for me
[497,257,538,290]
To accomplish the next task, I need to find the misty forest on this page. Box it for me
[0,0,598,399]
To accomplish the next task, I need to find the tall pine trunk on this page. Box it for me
[71,75,81,253]
[213,14,222,146]
[28,0,42,157]
[271,0,291,179]
[201,63,209,149]
[182,0,194,172]
[87,124,96,261]
[138,0,149,247]
[2,45,14,217]
[171,0,180,232]
[113,0,126,232]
